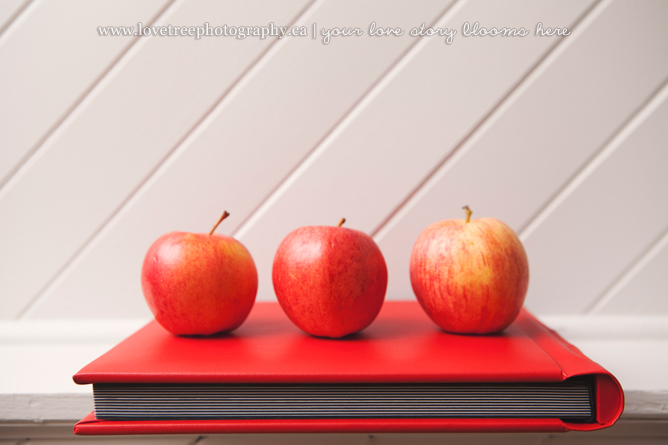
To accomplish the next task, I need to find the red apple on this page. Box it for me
[141,211,257,336]
[272,219,388,338]
[410,206,529,334]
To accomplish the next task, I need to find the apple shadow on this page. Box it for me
[306,331,373,342]
[178,331,239,340]
[439,329,509,338]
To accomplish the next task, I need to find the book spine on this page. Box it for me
[519,311,624,429]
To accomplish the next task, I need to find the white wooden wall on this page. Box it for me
[1,0,667,321]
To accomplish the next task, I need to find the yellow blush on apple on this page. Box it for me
[410,206,529,334]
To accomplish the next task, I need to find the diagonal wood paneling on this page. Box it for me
[594,228,668,314]
[24,0,453,318]
[0,0,171,186]
[374,0,668,307]
[521,84,668,314]
[231,0,596,302]
[0,0,311,319]
[2,0,666,321]
[0,0,29,34]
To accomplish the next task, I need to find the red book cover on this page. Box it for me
[73,301,623,434]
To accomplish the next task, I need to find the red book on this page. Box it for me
[73,302,623,434]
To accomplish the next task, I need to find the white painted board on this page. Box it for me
[522,87,668,314]
[598,230,668,314]
[235,0,597,302]
[0,0,310,319]
[375,0,668,307]
[0,0,28,33]
[25,0,452,318]
[0,0,170,185]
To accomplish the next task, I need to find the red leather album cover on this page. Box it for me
[73,301,623,434]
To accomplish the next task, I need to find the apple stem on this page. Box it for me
[209,211,230,235]
[463,206,472,223]
[337,218,346,227]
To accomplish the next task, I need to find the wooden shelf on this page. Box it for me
[1,316,666,442]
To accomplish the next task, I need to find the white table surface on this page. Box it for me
[1,315,666,422]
